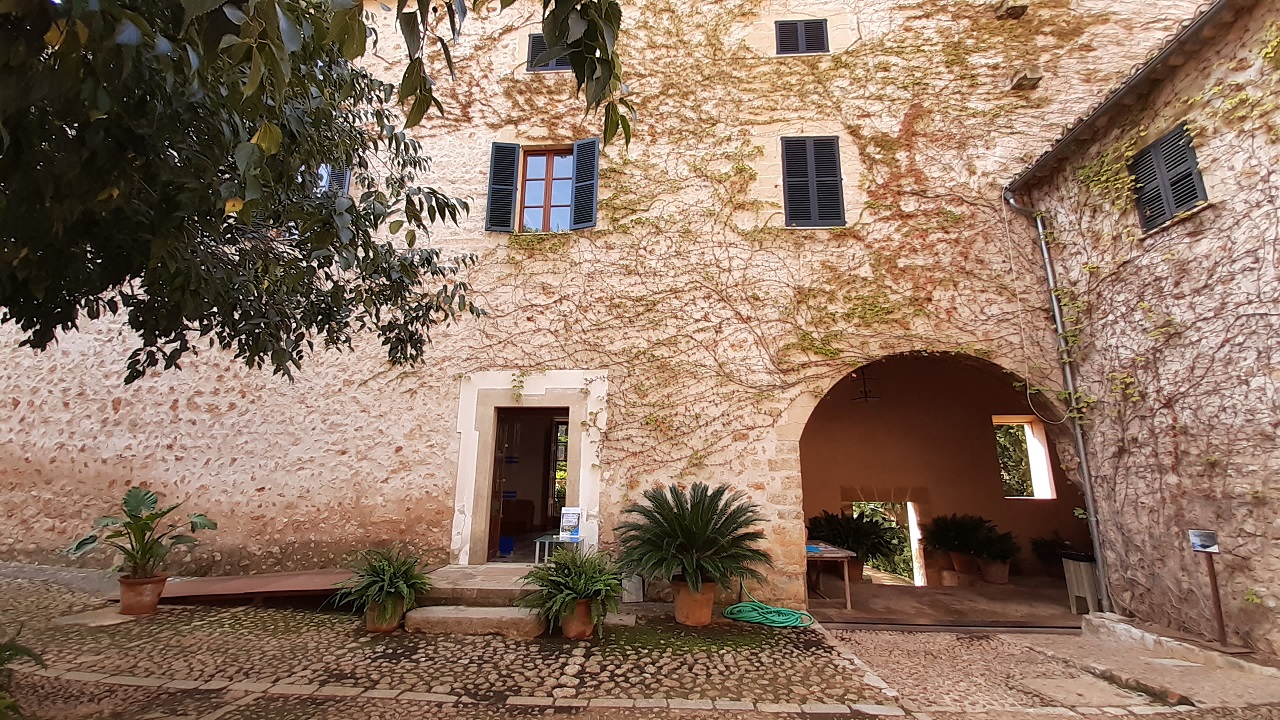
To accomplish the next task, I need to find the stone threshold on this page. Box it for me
[14,664,1212,716]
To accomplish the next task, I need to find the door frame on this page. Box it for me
[450,371,608,565]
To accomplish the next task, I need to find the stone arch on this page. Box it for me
[795,351,1089,588]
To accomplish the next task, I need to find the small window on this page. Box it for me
[520,149,574,232]
[485,139,599,232]
[1128,123,1208,231]
[775,19,829,55]
[527,33,572,72]
[781,136,845,227]
[316,160,350,196]
[992,415,1056,499]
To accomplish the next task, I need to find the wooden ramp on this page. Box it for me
[142,569,356,603]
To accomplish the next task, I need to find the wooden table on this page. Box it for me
[806,541,857,610]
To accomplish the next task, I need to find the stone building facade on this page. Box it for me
[1009,0,1280,654]
[8,0,1271,647]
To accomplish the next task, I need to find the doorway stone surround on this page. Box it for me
[450,371,608,565]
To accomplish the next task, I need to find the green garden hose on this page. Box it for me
[722,586,815,628]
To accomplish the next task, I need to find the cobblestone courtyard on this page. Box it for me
[2,571,1277,720]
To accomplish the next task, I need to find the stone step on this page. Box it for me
[423,564,533,607]
[405,606,545,639]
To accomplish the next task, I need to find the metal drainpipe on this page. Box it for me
[1003,189,1113,613]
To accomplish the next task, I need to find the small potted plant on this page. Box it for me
[921,514,993,575]
[806,509,906,582]
[68,487,217,615]
[2,627,43,718]
[333,546,431,633]
[516,547,623,639]
[616,482,772,627]
[976,529,1021,584]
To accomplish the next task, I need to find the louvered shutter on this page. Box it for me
[776,21,801,54]
[782,137,844,227]
[329,159,351,196]
[527,33,572,71]
[802,20,829,53]
[776,19,828,54]
[570,137,599,230]
[485,142,520,232]
[1129,123,1207,231]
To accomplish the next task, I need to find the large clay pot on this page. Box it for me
[978,559,1011,585]
[851,558,865,583]
[671,578,716,627]
[560,599,595,640]
[949,551,980,575]
[365,598,406,633]
[118,575,167,615]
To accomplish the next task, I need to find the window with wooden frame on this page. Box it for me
[1128,123,1208,231]
[519,148,574,232]
[775,19,829,55]
[484,139,599,232]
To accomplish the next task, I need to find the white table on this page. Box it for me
[534,534,582,564]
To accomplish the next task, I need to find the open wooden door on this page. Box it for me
[488,414,513,560]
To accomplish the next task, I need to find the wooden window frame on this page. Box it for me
[992,415,1056,500]
[519,147,575,233]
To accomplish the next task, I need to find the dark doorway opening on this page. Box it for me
[489,407,570,562]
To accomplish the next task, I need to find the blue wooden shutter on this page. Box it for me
[570,138,599,230]
[485,142,520,232]
[776,19,827,54]
[782,137,844,227]
[776,21,801,54]
[527,33,571,71]
[1129,123,1207,231]
[802,20,829,53]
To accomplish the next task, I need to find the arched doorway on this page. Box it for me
[799,352,1092,627]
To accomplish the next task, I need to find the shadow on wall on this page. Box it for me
[799,352,1090,584]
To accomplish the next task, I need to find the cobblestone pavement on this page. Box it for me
[3,575,1278,720]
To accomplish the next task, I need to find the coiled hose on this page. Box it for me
[722,586,815,628]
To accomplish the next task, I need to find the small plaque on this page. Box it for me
[559,507,582,538]
[1189,529,1220,554]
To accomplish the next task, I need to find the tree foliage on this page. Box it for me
[0,0,629,382]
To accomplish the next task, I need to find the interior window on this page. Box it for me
[992,415,1056,499]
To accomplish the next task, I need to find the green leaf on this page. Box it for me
[168,534,198,546]
[244,47,264,96]
[181,0,226,29]
[66,534,101,558]
[188,513,218,531]
[251,121,282,155]
[388,220,404,234]
[122,487,159,518]
[222,3,248,25]
[276,4,302,52]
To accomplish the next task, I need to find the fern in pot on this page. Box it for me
[976,529,1021,585]
[334,546,431,633]
[516,548,623,639]
[920,513,993,575]
[67,486,217,615]
[616,482,772,626]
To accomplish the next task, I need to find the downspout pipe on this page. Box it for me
[1003,189,1113,613]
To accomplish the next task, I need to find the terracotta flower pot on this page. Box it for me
[560,599,595,640]
[365,598,406,633]
[671,578,716,627]
[979,559,1011,585]
[949,551,980,575]
[118,575,167,615]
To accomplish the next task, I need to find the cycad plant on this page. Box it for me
[333,546,432,628]
[516,548,623,637]
[615,482,773,593]
[807,510,906,564]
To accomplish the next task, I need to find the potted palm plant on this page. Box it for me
[616,482,772,627]
[67,487,217,615]
[976,529,1021,584]
[806,510,906,581]
[920,513,993,575]
[516,547,623,639]
[333,546,431,633]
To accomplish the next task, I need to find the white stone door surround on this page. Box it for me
[450,371,608,564]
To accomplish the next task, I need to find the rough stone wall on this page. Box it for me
[1024,3,1280,653]
[0,0,1205,604]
